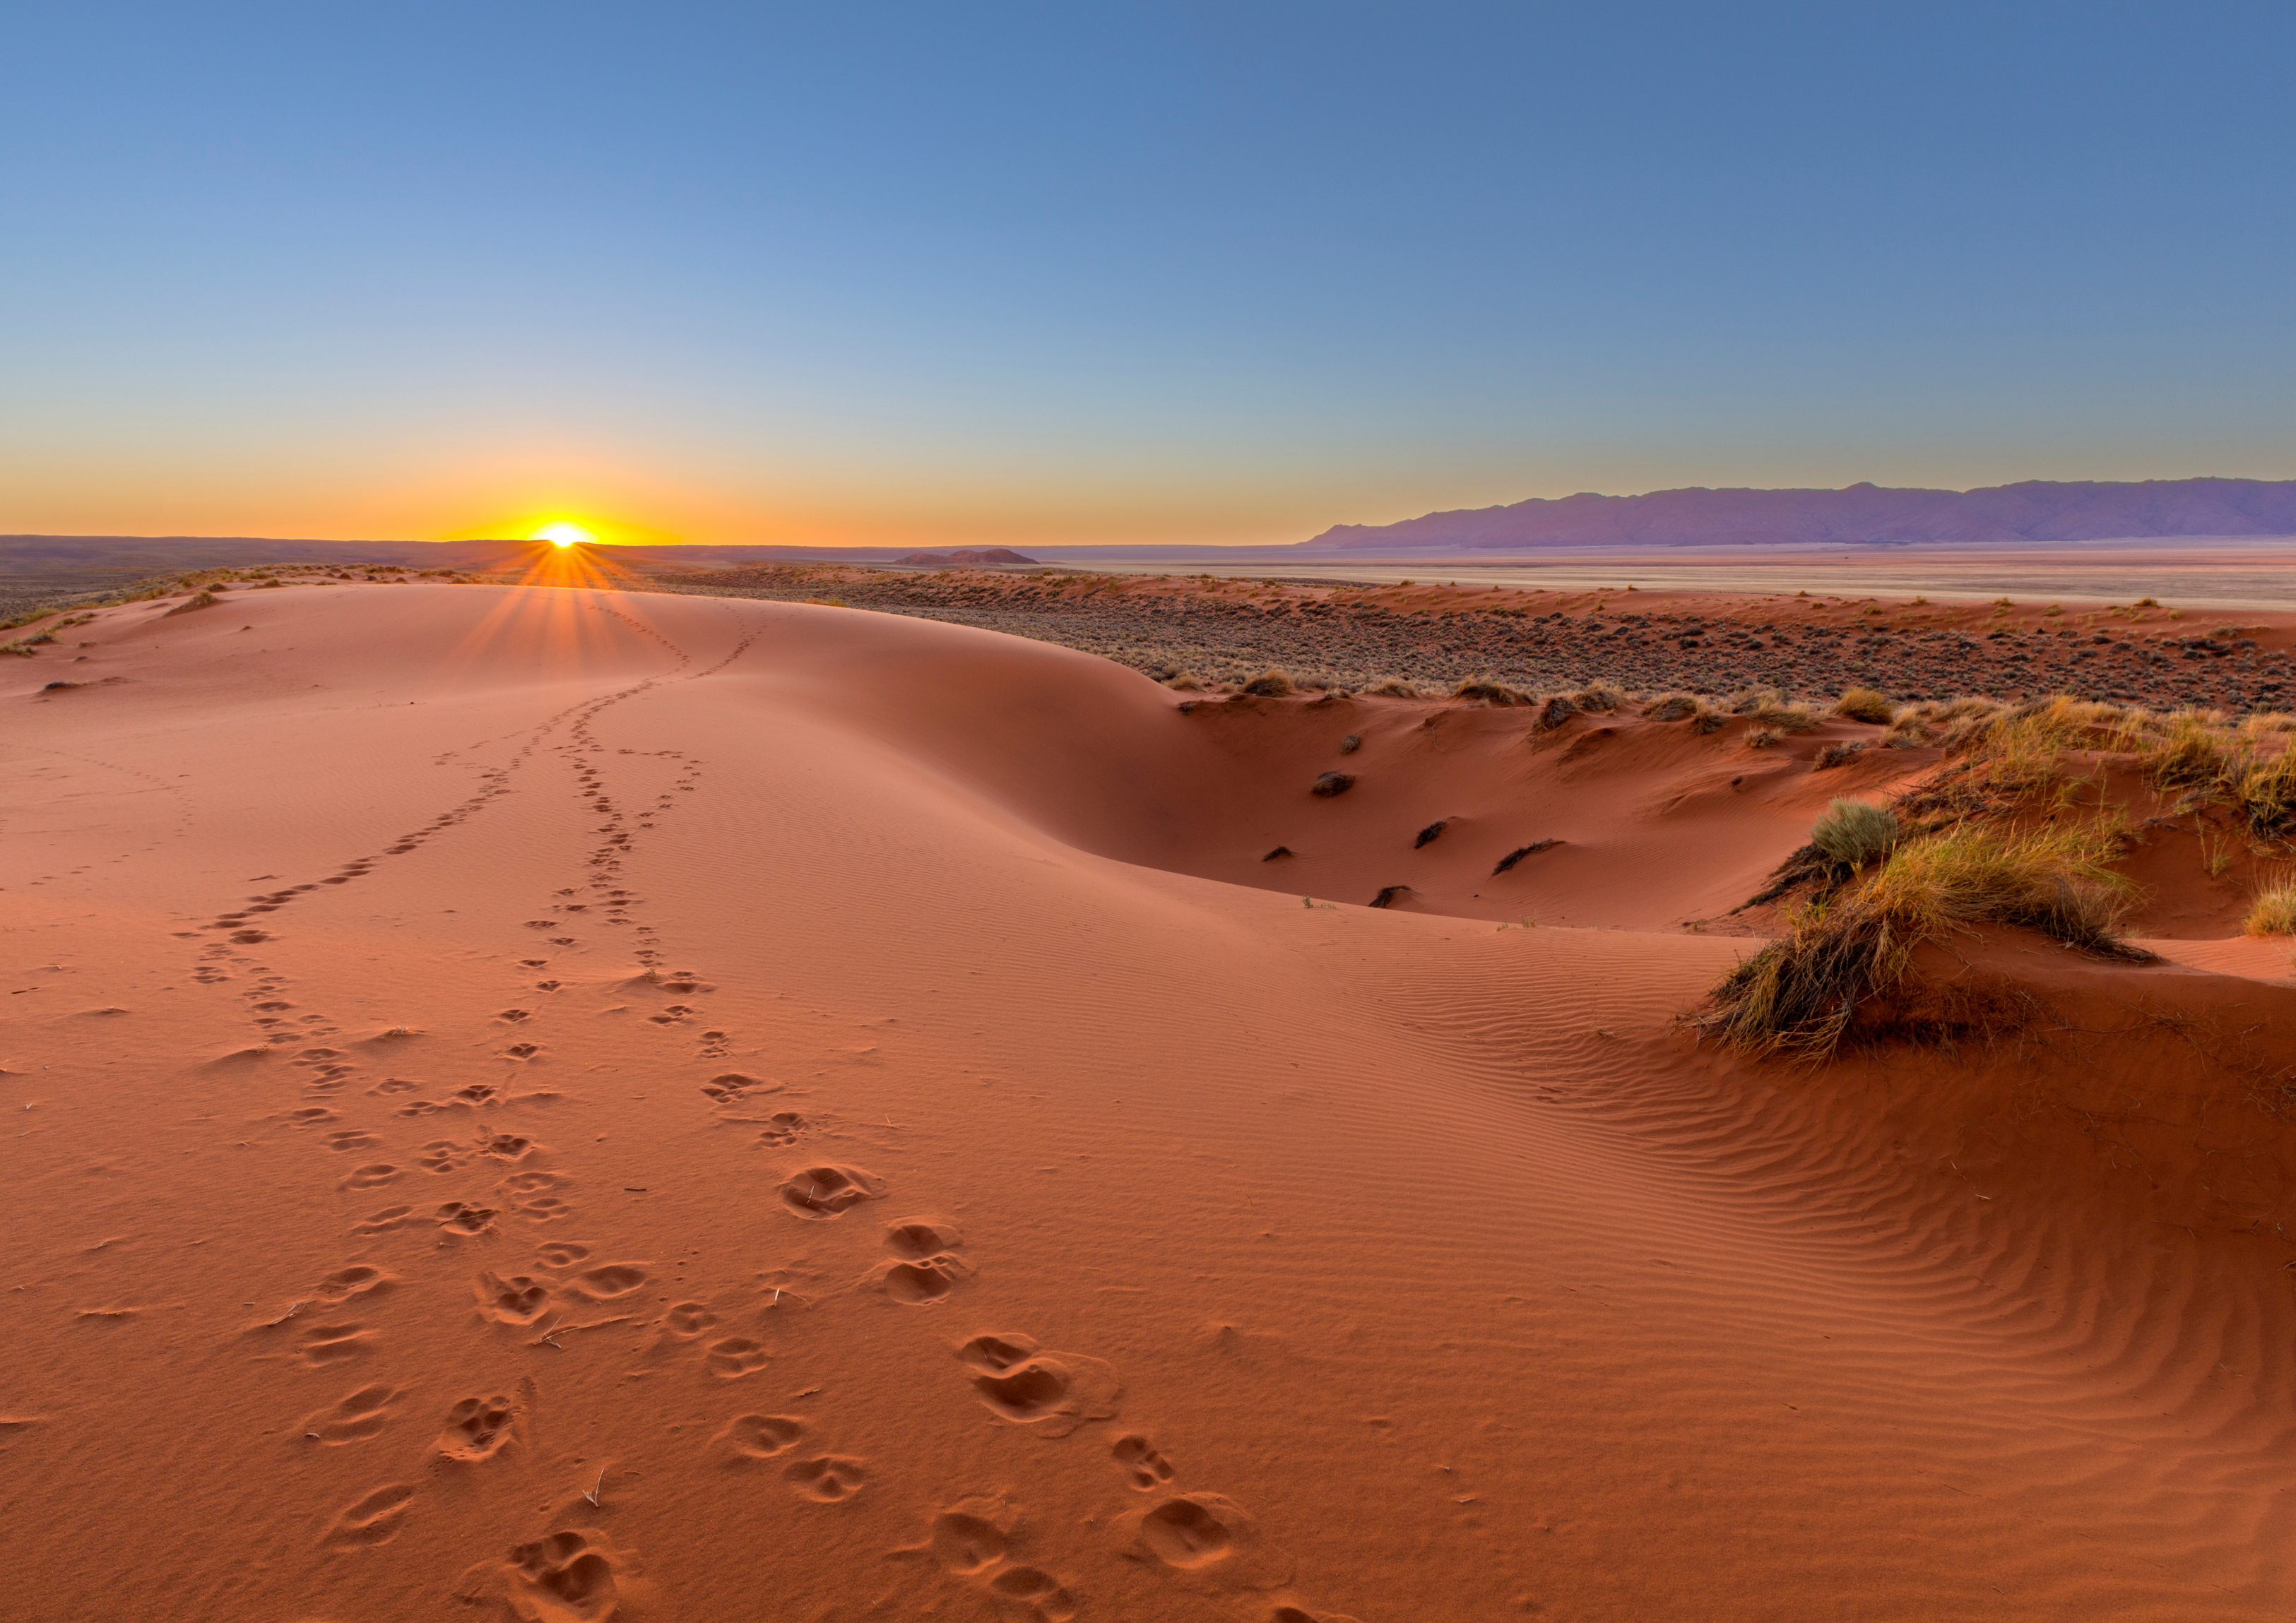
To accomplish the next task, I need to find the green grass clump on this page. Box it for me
[1810,799,1899,869]
[1696,824,2148,1057]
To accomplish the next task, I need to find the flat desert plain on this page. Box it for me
[5,581,2296,1622]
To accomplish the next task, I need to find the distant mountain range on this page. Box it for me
[1300,478,2296,553]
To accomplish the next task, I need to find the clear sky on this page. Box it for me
[9,3,2295,547]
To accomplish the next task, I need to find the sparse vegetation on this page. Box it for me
[1810,799,1899,869]
[1696,823,2150,1057]
[1833,686,1895,724]
[2245,878,2296,936]
[1237,667,1296,696]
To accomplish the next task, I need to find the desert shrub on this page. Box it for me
[1813,741,1869,769]
[1833,687,1896,724]
[1537,694,1579,730]
[1692,708,1727,735]
[1452,677,1531,706]
[1311,771,1356,797]
[1363,676,1421,698]
[1810,799,1899,868]
[1570,681,1627,713]
[1745,726,1781,749]
[801,595,850,607]
[1695,824,2147,1056]
[2245,879,2296,936]
[1238,667,1296,697]
[1159,671,1205,691]
[1644,694,1700,722]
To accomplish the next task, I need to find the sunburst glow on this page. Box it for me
[531,521,598,549]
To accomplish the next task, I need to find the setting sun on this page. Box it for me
[530,521,597,548]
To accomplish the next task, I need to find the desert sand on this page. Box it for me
[6,579,2296,1622]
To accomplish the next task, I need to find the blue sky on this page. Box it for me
[8,2,2294,545]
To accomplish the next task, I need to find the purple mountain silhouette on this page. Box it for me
[1299,479,2296,552]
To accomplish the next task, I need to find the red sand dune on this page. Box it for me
[4,581,2295,1622]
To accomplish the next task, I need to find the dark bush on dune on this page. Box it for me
[1312,771,1356,797]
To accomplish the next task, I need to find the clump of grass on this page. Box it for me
[1813,741,1869,769]
[2239,744,2296,843]
[1452,677,1531,706]
[1237,667,1296,697]
[2141,715,2236,794]
[1363,676,1422,698]
[1158,670,1206,691]
[1746,726,1781,749]
[2245,879,2296,936]
[1696,824,2149,1056]
[1833,686,1896,724]
[801,595,850,607]
[1644,693,1701,722]
[1570,681,1627,713]
[1750,703,1823,734]
[1810,799,1899,868]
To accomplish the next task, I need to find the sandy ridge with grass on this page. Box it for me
[4,576,2295,1622]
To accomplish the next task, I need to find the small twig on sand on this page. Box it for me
[261,1299,308,1328]
[584,1469,605,1506]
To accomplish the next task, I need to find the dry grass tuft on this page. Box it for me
[1363,676,1422,698]
[2239,744,2296,843]
[1696,824,2150,1056]
[1452,677,1532,706]
[1833,686,1897,725]
[1813,741,1869,770]
[2245,879,2296,936]
[1643,693,1701,723]
[1237,667,1296,697]
[1745,726,1782,749]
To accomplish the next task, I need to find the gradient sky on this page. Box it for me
[9,3,2296,547]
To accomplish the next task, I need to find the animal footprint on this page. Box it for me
[989,1566,1081,1622]
[417,1140,463,1174]
[476,1272,553,1326]
[535,1242,591,1268]
[496,1530,623,1622]
[1112,1434,1175,1490]
[564,1264,647,1301]
[298,1322,372,1366]
[702,1072,776,1105]
[958,1336,1122,1438]
[930,1509,1007,1574]
[885,1219,962,1259]
[1270,1608,1365,1623]
[321,1483,413,1548]
[784,1454,867,1503]
[661,1302,717,1338]
[349,1204,419,1236]
[706,1338,769,1379]
[324,1129,379,1152]
[753,1111,806,1147]
[1126,1493,1289,1591]
[436,1201,498,1235]
[302,1384,401,1445]
[711,1413,804,1464]
[314,1266,393,1304]
[437,1395,515,1461]
[779,1164,884,1220]
[338,1163,402,1190]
